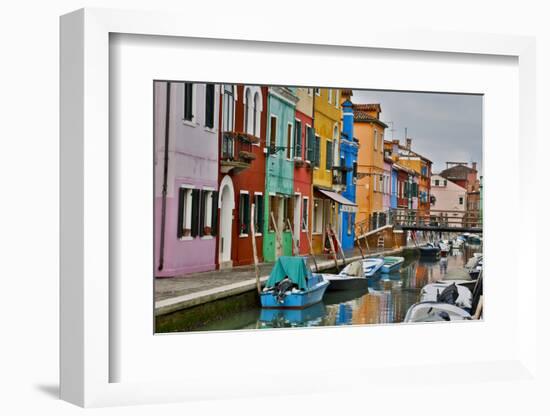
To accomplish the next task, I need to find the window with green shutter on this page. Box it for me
[294,119,302,158]
[314,135,321,167]
[326,141,333,170]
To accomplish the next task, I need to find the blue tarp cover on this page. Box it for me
[266,256,311,290]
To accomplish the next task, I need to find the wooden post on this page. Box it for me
[250,203,261,295]
[356,237,365,259]
[331,224,347,266]
[286,218,296,255]
[271,211,282,259]
[326,225,339,270]
[303,218,319,272]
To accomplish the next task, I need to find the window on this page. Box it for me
[238,193,250,235]
[244,88,252,134]
[435,179,440,186]
[459,196,464,205]
[294,119,302,158]
[306,126,314,162]
[269,116,277,153]
[268,195,278,232]
[253,92,261,137]
[352,162,357,184]
[222,85,235,131]
[302,198,309,231]
[326,141,333,170]
[374,130,378,150]
[286,123,293,159]
[333,125,339,166]
[204,83,215,129]
[328,89,332,104]
[347,212,353,235]
[314,135,321,167]
[315,88,321,96]
[380,132,384,152]
[253,194,264,234]
[199,190,214,236]
[177,187,200,238]
[183,83,194,122]
[312,198,323,234]
[285,197,294,231]
[444,180,447,186]
[307,88,313,96]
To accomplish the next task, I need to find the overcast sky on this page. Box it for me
[351,90,483,174]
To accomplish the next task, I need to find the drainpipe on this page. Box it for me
[158,82,171,271]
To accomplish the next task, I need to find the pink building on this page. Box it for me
[430,174,466,226]
[154,81,220,277]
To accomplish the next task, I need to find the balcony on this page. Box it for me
[220,131,259,174]
[332,168,346,192]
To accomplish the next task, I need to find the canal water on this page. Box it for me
[157,244,481,333]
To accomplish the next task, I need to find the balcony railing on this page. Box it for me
[220,131,259,173]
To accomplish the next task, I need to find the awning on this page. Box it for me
[318,189,357,213]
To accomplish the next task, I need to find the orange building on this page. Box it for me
[353,104,388,229]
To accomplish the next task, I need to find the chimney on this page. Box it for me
[406,138,412,150]
[472,162,477,171]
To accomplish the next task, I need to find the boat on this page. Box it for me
[323,258,383,291]
[465,254,483,279]
[260,256,330,309]
[404,302,472,323]
[419,282,472,311]
[339,258,384,277]
[418,242,441,259]
[451,238,464,249]
[466,234,482,245]
[381,256,405,274]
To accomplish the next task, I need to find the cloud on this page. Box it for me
[351,89,483,173]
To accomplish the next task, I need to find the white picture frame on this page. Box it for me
[60,7,539,408]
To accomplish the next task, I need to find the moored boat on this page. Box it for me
[323,258,383,291]
[419,281,473,311]
[418,242,441,259]
[339,258,384,278]
[404,302,472,323]
[381,256,405,274]
[261,256,330,309]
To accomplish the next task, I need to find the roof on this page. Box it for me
[318,189,357,210]
[353,109,388,128]
[393,163,417,175]
[440,164,476,180]
[353,103,381,113]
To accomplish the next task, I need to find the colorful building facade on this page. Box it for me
[217,85,268,268]
[293,87,315,255]
[263,87,298,261]
[430,174,467,226]
[312,88,343,253]
[339,99,359,251]
[154,81,220,277]
[353,103,388,230]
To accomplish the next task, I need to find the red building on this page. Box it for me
[217,85,268,268]
[293,106,314,255]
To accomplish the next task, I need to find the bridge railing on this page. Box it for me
[389,208,482,229]
[355,208,482,238]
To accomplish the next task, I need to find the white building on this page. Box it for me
[430,174,467,227]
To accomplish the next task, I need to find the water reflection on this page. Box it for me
[193,244,482,331]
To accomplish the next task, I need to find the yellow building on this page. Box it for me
[353,104,388,229]
[311,88,342,253]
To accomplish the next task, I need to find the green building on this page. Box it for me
[263,87,298,261]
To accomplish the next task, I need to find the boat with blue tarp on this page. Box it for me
[260,256,330,309]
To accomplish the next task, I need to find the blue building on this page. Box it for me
[339,99,359,251]
[390,165,398,209]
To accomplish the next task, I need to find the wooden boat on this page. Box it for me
[404,302,472,323]
[323,258,382,291]
[381,256,405,274]
[260,256,329,309]
[339,258,384,278]
[418,243,441,259]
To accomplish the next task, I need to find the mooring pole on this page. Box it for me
[250,203,261,295]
